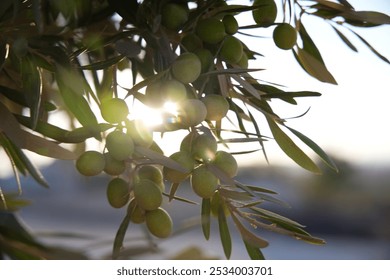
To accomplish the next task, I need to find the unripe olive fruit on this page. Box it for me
[191,165,219,199]
[219,36,243,64]
[181,33,203,52]
[212,150,238,177]
[273,23,297,50]
[194,48,214,73]
[161,79,187,103]
[127,199,146,224]
[106,178,130,208]
[133,179,163,211]
[191,134,218,162]
[237,51,249,69]
[100,98,129,124]
[196,18,226,44]
[201,94,229,121]
[223,15,239,35]
[163,151,195,183]
[180,132,198,153]
[76,150,105,176]
[252,0,277,27]
[137,165,164,192]
[145,207,173,238]
[171,53,202,84]
[177,99,207,128]
[161,3,188,31]
[103,153,126,176]
[106,130,134,161]
[144,81,164,108]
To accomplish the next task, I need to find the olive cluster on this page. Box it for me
[163,131,238,200]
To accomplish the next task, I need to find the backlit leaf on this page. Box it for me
[201,198,211,240]
[218,204,232,259]
[330,25,358,52]
[267,117,321,174]
[293,48,337,84]
[21,56,42,129]
[243,240,265,260]
[286,125,338,172]
[348,29,390,64]
[112,212,131,259]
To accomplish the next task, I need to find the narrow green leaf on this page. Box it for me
[231,74,261,99]
[168,182,180,202]
[32,0,43,33]
[286,125,338,172]
[201,198,211,240]
[294,48,337,84]
[135,146,188,173]
[231,213,269,248]
[0,133,49,188]
[0,43,8,70]
[218,203,232,259]
[349,29,390,64]
[0,85,28,107]
[112,212,131,260]
[330,25,358,52]
[248,110,268,163]
[243,240,265,260]
[338,0,354,10]
[56,67,100,131]
[344,11,390,25]
[251,207,305,227]
[115,39,141,58]
[267,117,321,174]
[299,22,325,64]
[0,101,76,160]
[80,55,124,70]
[21,56,42,129]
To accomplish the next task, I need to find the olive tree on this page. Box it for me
[0,0,388,259]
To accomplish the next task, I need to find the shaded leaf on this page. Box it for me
[15,115,110,143]
[344,11,390,25]
[231,213,269,248]
[348,29,390,64]
[56,67,100,132]
[115,39,141,58]
[267,117,321,174]
[251,207,305,228]
[293,48,337,84]
[135,146,188,173]
[218,203,232,259]
[299,22,325,64]
[285,125,338,172]
[80,55,125,70]
[243,240,265,260]
[0,85,28,107]
[0,101,76,160]
[0,133,49,188]
[168,182,180,202]
[21,56,42,129]
[112,212,131,259]
[330,25,358,52]
[0,43,8,70]
[231,74,261,99]
[201,198,211,240]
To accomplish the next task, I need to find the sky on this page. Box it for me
[0,0,389,179]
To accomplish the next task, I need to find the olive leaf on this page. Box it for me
[267,117,321,174]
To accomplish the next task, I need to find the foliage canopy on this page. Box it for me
[0,0,389,259]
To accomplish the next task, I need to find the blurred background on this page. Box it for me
[1,0,389,259]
